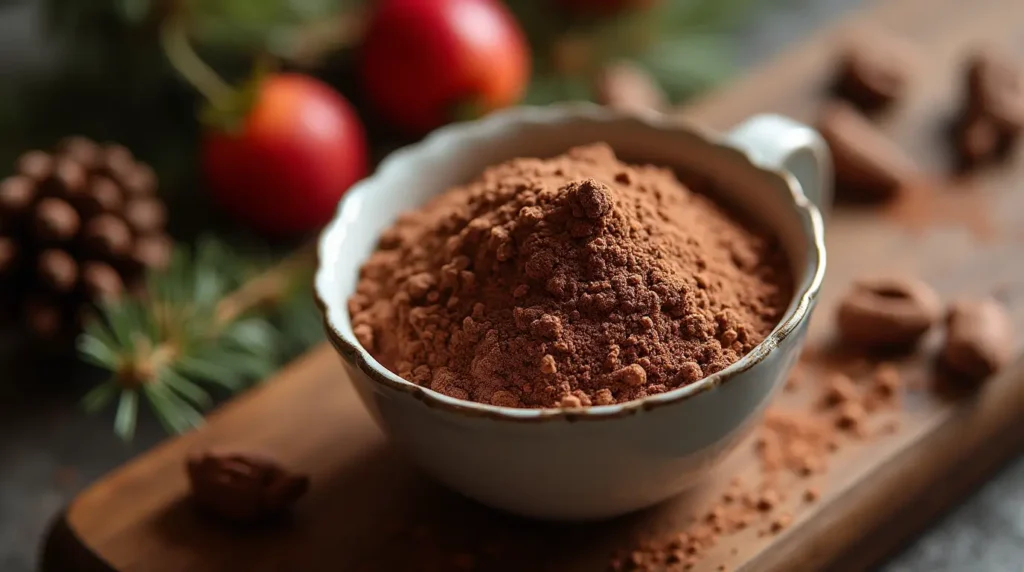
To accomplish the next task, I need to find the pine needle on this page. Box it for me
[78,238,317,440]
[82,381,118,413]
[114,391,139,441]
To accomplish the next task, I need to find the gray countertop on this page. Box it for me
[1,0,1022,570]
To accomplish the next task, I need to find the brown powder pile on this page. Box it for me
[349,144,792,408]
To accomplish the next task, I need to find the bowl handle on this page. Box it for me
[726,114,833,214]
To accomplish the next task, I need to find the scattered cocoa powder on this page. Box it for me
[350,144,792,408]
[803,488,820,503]
[834,401,867,433]
[769,513,792,533]
[757,411,834,478]
[882,179,998,242]
[783,365,803,393]
[613,339,918,570]
[865,362,902,411]
[821,372,858,407]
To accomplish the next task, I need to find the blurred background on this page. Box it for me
[0,0,1021,571]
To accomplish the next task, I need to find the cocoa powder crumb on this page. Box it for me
[540,354,558,374]
[822,373,858,407]
[770,513,792,533]
[872,363,900,398]
[756,489,779,512]
[804,488,820,503]
[560,394,582,408]
[783,367,803,393]
[836,401,867,432]
[614,319,928,570]
[351,144,791,407]
[757,411,834,478]
[878,419,902,436]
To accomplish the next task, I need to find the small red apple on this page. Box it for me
[202,74,368,236]
[360,0,531,134]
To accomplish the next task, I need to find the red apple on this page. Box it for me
[202,74,368,236]
[360,0,531,134]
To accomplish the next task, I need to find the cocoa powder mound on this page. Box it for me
[349,144,792,408]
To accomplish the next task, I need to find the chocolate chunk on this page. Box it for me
[186,449,310,523]
[593,61,668,113]
[818,101,917,201]
[833,35,911,111]
[836,276,942,350]
[953,50,1024,168]
[37,249,78,293]
[954,113,1011,169]
[940,298,1015,382]
[966,50,1024,133]
[33,198,80,242]
[16,151,54,181]
[82,214,133,259]
[81,261,124,302]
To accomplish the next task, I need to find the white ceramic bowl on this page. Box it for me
[315,103,829,521]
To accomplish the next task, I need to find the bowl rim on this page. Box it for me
[314,102,827,423]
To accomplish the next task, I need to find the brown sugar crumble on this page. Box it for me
[350,144,792,407]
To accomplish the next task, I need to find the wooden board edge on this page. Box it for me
[37,439,1024,572]
[832,425,1024,572]
[39,510,116,572]
[36,346,341,572]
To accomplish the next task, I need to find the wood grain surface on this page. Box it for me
[40,0,1024,570]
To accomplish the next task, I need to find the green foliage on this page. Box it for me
[507,0,772,104]
[77,238,317,440]
[639,35,735,98]
[183,0,341,57]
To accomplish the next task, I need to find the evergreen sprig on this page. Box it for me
[78,238,312,440]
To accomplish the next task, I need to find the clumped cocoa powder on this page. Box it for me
[350,144,792,407]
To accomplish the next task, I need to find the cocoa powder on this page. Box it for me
[350,144,792,408]
[611,349,912,571]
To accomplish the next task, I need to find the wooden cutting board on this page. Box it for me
[40,0,1024,570]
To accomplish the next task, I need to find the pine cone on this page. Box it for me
[0,137,172,342]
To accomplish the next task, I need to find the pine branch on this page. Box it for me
[78,238,316,441]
